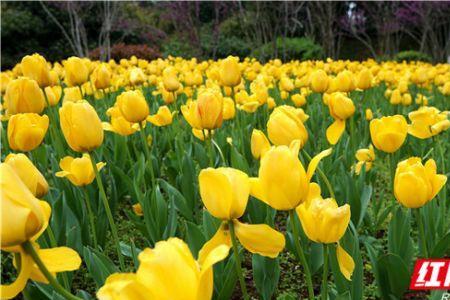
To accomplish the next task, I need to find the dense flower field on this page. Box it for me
[1,54,449,300]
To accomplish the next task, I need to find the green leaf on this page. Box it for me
[387,207,413,269]
[430,231,450,258]
[252,254,280,300]
[230,146,250,173]
[376,254,410,299]
[83,246,118,287]
[185,221,206,259]
[159,178,193,221]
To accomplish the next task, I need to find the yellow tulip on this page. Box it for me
[296,196,350,244]
[116,90,150,123]
[251,129,271,159]
[0,163,45,248]
[220,56,241,87]
[365,108,373,121]
[291,93,307,107]
[402,93,412,106]
[356,68,372,90]
[280,76,294,92]
[250,142,332,210]
[1,72,12,94]
[98,237,230,300]
[196,90,223,130]
[370,115,407,153]
[55,154,106,186]
[267,105,309,147]
[334,71,355,92]
[102,106,139,136]
[147,106,174,127]
[199,168,250,220]
[63,87,83,103]
[354,145,375,175]
[64,56,89,87]
[21,54,51,87]
[408,106,449,139]
[310,69,329,93]
[4,77,46,115]
[44,86,62,106]
[7,113,49,152]
[163,71,180,92]
[326,93,355,145]
[92,64,111,90]
[129,68,146,86]
[222,97,236,120]
[4,153,49,198]
[59,101,104,152]
[192,128,213,141]
[390,89,402,105]
[394,157,447,208]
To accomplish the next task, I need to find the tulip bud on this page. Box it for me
[267,105,309,147]
[356,68,373,90]
[197,90,223,130]
[335,71,355,92]
[310,70,329,93]
[162,68,180,92]
[251,129,270,159]
[44,86,62,106]
[199,167,250,220]
[116,90,150,123]
[0,163,45,247]
[7,113,49,152]
[63,87,83,103]
[21,54,51,87]
[370,115,407,153]
[222,97,236,120]
[328,93,355,120]
[129,68,146,86]
[56,154,106,186]
[280,76,294,92]
[365,108,373,121]
[291,94,307,107]
[220,56,241,87]
[394,158,446,208]
[64,57,89,87]
[59,101,104,152]
[92,64,111,90]
[4,153,49,198]
[4,77,46,115]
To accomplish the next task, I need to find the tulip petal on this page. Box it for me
[198,169,233,220]
[249,178,269,206]
[307,148,332,181]
[0,251,33,299]
[326,119,346,145]
[233,220,285,258]
[198,224,231,267]
[33,247,81,278]
[55,171,70,177]
[102,122,114,132]
[336,244,355,281]
[430,174,447,201]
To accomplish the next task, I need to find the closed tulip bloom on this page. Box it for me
[356,68,373,90]
[408,106,449,139]
[63,86,83,103]
[181,101,202,130]
[197,90,223,130]
[44,86,62,106]
[129,68,146,86]
[199,168,250,220]
[251,129,271,159]
[326,93,355,145]
[220,56,241,87]
[55,154,106,186]
[354,145,375,175]
[21,54,51,87]
[370,115,407,153]
[280,76,294,92]
[222,97,236,120]
[335,71,355,92]
[267,105,309,147]
[116,90,150,123]
[310,69,329,93]
[296,196,350,244]
[250,142,332,210]
[390,89,402,105]
[4,154,49,198]
[59,101,104,152]
[365,108,373,121]
[291,93,307,107]
[64,56,89,86]
[162,70,180,92]
[0,163,45,248]
[394,158,447,208]
[1,72,12,93]
[147,106,173,127]
[7,113,49,152]
[92,64,111,90]
[4,77,45,115]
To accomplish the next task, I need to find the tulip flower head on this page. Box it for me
[7,113,49,152]
[21,53,51,87]
[116,90,150,123]
[408,106,449,139]
[147,105,174,127]
[325,93,355,145]
[4,77,46,115]
[353,145,375,175]
[56,154,106,187]
[370,115,407,153]
[64,56,89,87]
[267,105,309,148]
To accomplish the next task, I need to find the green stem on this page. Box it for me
[289,210,314,300]
[321,244,329,300]
[212,139,227,167]
[89,152,125,270]
[138,123,156,186]
[436,138,447,230]
[205,131,215,167]
[228,220,249,300]
[302,150,335,199]
[83,188,98,248]
[45,226,70,289]
[22,241,82,300]
[414,208,429,257]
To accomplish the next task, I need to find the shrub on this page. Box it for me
[395,50,432,63]
[161,36,202,58]
[90,43,161,61]
[251,37,324,62]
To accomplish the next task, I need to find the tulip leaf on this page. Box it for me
[387,207,413,270]
[252,254,280,300]
[185,221,206,259]
[83,246,119,287]
[376,254,410,299]
[230,146,250,173]
[159,178,193,221]
[430,231,450,258]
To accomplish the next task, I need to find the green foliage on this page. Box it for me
[251,37,325,62]
[395,50,432,63]
[162,36,201,58]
